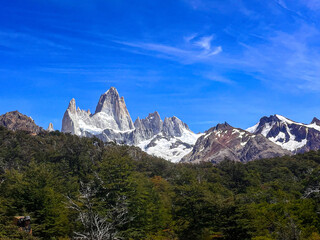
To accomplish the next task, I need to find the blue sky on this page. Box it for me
[1,0,320,132]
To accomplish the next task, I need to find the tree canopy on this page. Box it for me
[0,126,320,240]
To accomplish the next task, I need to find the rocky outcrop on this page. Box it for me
[95,87,134,131]
[134,112,163,141]
[61,98,79,134]
[163,116,190,137]
[311,117,320,126]
[181,122,291,164]
[0,111,43,134]
[47,123,54,132]
[247,114,320,153]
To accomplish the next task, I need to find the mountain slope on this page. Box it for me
[182,122,291,164]
[247,114,320,153]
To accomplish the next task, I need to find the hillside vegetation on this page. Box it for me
[0,126,320,240]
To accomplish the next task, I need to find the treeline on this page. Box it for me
[0,126,320,240]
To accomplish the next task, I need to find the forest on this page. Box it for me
[0,126,320,240]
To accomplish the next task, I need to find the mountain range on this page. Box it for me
[61,87,199,162]
[1,87,319,164]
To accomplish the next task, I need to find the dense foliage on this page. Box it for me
[0,126,320,239]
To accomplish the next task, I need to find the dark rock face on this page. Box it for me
[247,115,320,153]
[0,111,43,134]
[311,117,320,126]
[181,123,291,164]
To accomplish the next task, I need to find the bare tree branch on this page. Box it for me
[303,185,320,199]
[66,181,129,240]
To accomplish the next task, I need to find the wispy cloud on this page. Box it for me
[204,74,235,84]
[100,25,320,91]
[112,23,320,91]
[183,0,255,17]
[0,30,70,52]
[304,0,320,10]
[235,24,320,91]
[113,35,222,64]
[194,35,213,50]
[274,0,299,15]
[3,0,320,93]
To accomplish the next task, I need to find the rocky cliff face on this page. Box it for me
[247,114,320,153]
[61,87,200,162]
[181,123,291,164]
[95,87,134,131]
[0,111,44,134]
[134,112,163,141]
[62,88,134,135]
[163,116,190,137]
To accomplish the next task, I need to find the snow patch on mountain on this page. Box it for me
[137,129,202,162]
[246,122,259,133]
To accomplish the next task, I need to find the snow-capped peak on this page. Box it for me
[247,114,320,153]
[62,87,202,162]
[274,114,297,125]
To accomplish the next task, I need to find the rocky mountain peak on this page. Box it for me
[146,112,162,126]
[311,117,320,126]
[94,87,134,131]
[68,98,76,114]
[95,87,120,114]
[247,114,320,153]
[47,123,54,132]
[262,114,280,123]
[213,122,232,131]
[148,111,161,120]
[182,122,291,164]
[162,116,189,137]
[134,111,163,135]
[62,87,135,134]
[0,111,43,134]
[134,117,142,128]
